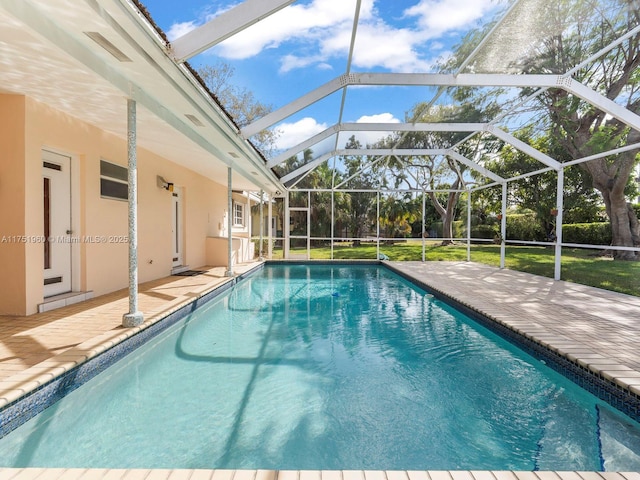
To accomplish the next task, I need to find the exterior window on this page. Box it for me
[233,202,244,227]
[100,160,128,201]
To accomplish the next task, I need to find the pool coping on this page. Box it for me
[0,468,637,480]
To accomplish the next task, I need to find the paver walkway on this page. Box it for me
[1,260,640,479]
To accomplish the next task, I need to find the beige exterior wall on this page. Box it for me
[0,94,242,316]
[0,95,28,315]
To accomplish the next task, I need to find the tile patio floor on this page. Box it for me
[1,261,640,478]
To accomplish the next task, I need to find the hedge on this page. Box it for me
[433,216,615,245]
[562,222,612,245]
[505,214,546,242]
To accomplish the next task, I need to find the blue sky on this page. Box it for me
[140,0,508,152]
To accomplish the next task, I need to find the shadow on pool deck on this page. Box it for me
[0,262,262,404]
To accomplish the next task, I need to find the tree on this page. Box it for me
[519,1,640,259]
[341,135,377,245]
[197,62,279,155]
[480,128,603,235]
[379,193,419,240]
[375,103,501,244]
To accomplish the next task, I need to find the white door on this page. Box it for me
[43,150,72,297]
[172,188,183,267]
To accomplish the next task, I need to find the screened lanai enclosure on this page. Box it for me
[153,0,640,279]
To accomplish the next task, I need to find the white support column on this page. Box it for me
[331,190,335,260]
[284,193,290,259]
[122,98,143,328]
[467,189,471,262]
[307,191,311,259]
[554,168,565,281]
[246,192,251,261]
[500,182,507,269]
[259,190,264,260]
[225,167,233,277]
[422,192,426,262]
[376,191,380,260]
[268,194,273,259]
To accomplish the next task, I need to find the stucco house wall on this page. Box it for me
[0,94,242,315]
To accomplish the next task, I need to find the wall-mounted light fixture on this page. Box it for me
[157,175,174,192]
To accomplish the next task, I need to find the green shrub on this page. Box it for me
[505,214,546,242]
[470,224,499,240]
[429,220,465,238]
[562,223,612,245]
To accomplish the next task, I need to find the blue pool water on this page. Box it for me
[1,264,640,470]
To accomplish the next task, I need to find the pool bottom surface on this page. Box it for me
[1,264,640,470]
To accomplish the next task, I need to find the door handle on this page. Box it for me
[66,230,72,235]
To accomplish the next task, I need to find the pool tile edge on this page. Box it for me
[0,469,634,480]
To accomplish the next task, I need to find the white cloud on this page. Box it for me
[280,54,323,74]
[166,21,198,41]
[355,113,400,123]
[404,0,498,37]
[214,0,360,60]
[275,117,328,150]
[166,0,498,73]
[352,23,431,72]
[351,113,401,146]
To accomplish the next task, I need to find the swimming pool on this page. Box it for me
[1,263,640,470]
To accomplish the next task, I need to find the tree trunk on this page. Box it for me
[556,102,640,260]
[428,188,461,246]
[599,191,639,260]
[580,150,639,261]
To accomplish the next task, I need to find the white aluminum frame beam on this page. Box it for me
[340,122,488,132]
[281,152,333,184]
[447,151,505,183]
[334,156,386,190]
[281,148,504,186]
[487,126,561,170]
[267,125,340,168]
[268,122,489,169]
[243,73,640,140]
[171,0,296,62]
[241,73,563,137]
[564,78,640,132]
[334,148,449,156]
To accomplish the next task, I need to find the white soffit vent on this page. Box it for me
[84,32,132,62]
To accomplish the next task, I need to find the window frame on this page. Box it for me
[100,159,128,201]
[233,201,245,227]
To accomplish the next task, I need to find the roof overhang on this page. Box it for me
[0,0,284,194]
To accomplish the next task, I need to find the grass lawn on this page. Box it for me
[273,241,639,296]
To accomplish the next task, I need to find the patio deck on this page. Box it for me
[0,261,640,478]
